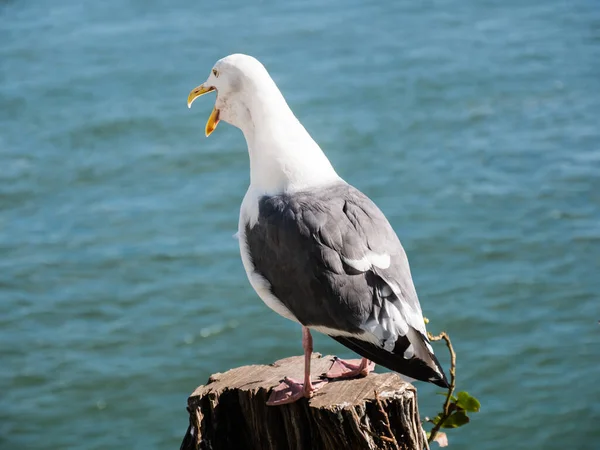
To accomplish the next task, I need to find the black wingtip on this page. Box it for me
[430,373,450,389]
[332,334,451,389]
[427,351,450,389]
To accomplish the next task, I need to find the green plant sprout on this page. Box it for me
[423,320,481,448]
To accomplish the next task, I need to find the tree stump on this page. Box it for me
[180,354,427,450]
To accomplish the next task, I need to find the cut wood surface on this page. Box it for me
[180,354,427,450]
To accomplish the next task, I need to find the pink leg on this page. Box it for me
[324,357,376,379]
[267,327,328,405]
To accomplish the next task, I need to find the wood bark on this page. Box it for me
[180,354,427,450]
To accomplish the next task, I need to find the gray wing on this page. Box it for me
[245,182,448,387]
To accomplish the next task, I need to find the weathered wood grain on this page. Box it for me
[181,354,426,450]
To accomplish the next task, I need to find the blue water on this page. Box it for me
[1,1,599,448]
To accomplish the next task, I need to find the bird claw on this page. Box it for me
[266,377,328,405]
[323,357,375,379]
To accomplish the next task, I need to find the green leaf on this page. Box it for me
[436,392,457,402]
[456,391,481,413]
[441,411,470,428]
[430,413,443,425]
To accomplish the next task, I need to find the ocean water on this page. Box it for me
[1,0,599,448]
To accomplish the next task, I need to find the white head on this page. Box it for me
[187,54,289,137]
[187,53,341,193]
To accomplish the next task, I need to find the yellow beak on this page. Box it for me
[187,84,219,137]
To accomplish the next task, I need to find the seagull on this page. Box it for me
[187,54,449,405]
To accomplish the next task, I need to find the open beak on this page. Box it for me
[187,84,219,137]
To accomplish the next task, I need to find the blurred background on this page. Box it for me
[1,0,599,448]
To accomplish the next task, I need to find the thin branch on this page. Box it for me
[374,390,400,449]
[351,403,397,448]
[359,425,397,444]
[426,331,456,446]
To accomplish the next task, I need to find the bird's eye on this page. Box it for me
[212,69,219,78]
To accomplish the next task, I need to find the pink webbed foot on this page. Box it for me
[324,357,375,379]
[267,377,328,406]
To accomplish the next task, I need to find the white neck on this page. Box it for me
[234,82,341,195]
